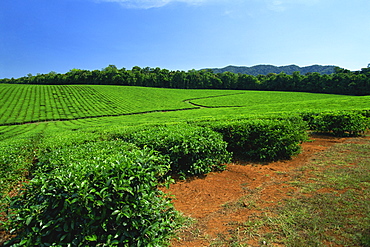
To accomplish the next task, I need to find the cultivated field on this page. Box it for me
[0,84,369,140]
[0,84,369,246]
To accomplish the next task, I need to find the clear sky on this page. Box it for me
[1,0,369,78]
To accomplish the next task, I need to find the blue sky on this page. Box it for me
[1,0,369,78]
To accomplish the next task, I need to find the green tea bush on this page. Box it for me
[208,118,308,161]
[121,124,232,176]
[0,133,44,195]
[37,130,102,152]
[351,109,370,118]
[5,141,179,247]
[0,143,30,194]
[311,111,369,136]
[35,139,138,174]
[299,111,320,130]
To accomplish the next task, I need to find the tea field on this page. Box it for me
[0,84,237,125]
[1,84,369,138]
[0,83,369,246]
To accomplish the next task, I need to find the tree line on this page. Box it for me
[1,65,370,95]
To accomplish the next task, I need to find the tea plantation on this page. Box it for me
[0,84,369,246]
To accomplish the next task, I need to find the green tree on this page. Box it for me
[236,74,259,90]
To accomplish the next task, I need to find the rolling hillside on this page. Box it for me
[204,64,336,75]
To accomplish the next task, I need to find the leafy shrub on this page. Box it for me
[207,118,308,161]
[0,133,45,195]
[5,141,179,247]
[121,124,232,176]
[0,143,30,194]
[35,140,138,174]
[311,111,369,136]
[299,111,320,130]
[37,130,102,152]
[355,109,370,118]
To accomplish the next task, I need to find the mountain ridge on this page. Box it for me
[203,64,337,75]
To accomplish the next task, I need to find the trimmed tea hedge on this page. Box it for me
[301,111,369,136]
[120,124,232,177]
[312,111,369,136]
[206,118,308,161]
[5,141,179,247]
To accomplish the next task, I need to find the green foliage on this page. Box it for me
[1,84,369,127]
[0,84,237,125]
[0,142,31,195]
[311,111,369,136]
[357,109,370,118]
[207,118,308,161]
[189,90,353,108]
[2,64,370,95]
[35,139,138,174]
[209,64,336,76]
[0,133,44,195]
[0,81,369,246]
[36,130,102,154]
[120,124,232,176]
[5,141,179,246]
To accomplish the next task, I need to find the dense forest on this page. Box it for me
[204,64,336,75]
[1,65,370,95]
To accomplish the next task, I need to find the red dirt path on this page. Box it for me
[162,134,353,246]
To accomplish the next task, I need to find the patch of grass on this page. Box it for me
[264,190,370,246]
[297,141,370,192]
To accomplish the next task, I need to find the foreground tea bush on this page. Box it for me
[311,111,369,136]
[121,124,232,177]
[5,141,179,246]
[35,139,137,174]
[207,118,308,161]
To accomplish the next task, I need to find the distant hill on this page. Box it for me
[203,64,337,76]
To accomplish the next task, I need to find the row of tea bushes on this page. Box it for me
[119,125,232,177]
[301,111,369,136]
[200,118,309,161]
[5,141,180,246]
